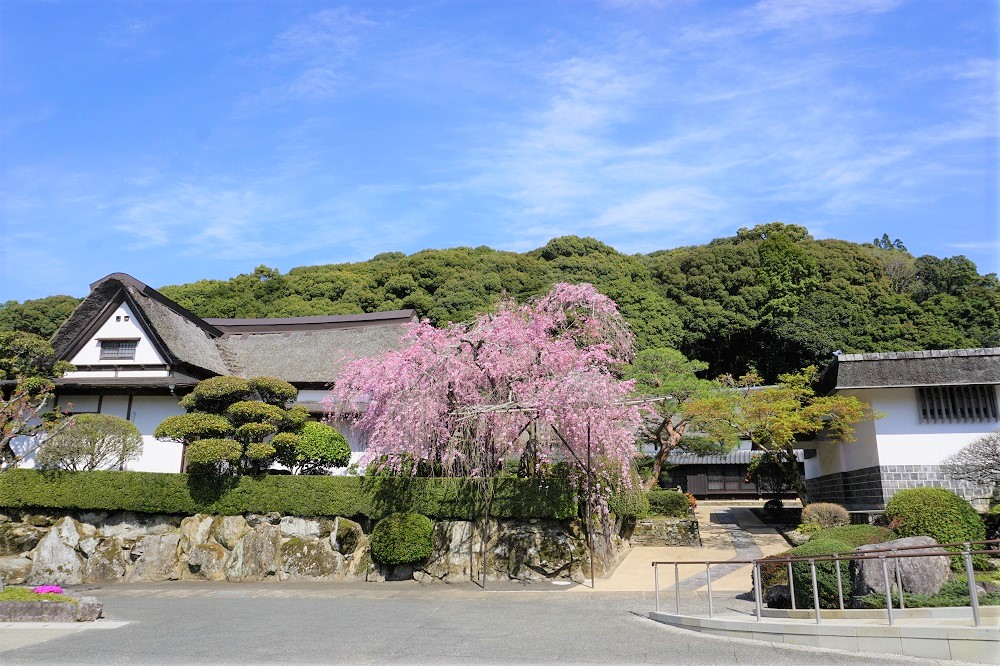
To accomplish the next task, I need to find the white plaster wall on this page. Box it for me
[806,386,999,478]
[68,302,164,367]
[866,386,998,465]
[126,396,185,472]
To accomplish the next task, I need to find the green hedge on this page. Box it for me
[0,469,577,520]
[646,490,690,518]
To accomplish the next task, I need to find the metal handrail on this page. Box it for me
[651,538,998,628]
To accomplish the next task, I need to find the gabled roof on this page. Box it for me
[51,273,229,376]
[821,347,1000,390]
[51,273,416,384]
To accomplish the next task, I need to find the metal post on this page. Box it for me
[893,550,905,610]
[753,561,763,622]
[674,563,681,615]
[834,556,844,611]
[809,560,821,624]
[706,563,714,618]
[880,556,894,626]
[654,564,660,613]
[787,561,797,610]
[963,543,981,627]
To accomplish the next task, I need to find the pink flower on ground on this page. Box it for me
[32,585,64,594]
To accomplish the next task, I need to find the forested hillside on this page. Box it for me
[2,223,997,380]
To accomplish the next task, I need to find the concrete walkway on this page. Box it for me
[578,503,789,596]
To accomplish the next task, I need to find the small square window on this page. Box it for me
[124,315,130,322]
[100,339,138,360]
[115,316,121,322]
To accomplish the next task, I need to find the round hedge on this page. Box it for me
[187,438,241,465]
[249,376,297,406]
[789,538,852,609]
[885,487,985,546]
[225,400,286,426]
[370,512,434,565]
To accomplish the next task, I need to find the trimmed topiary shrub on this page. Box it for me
[248,376,297,406]
[801,502,849,529]
[754,550,792,590]
[789,538,853,609]
[885,487,986,569]
[186,438,241,466]
[370,511,434,565]
[179,376,252,412]
[225,401,286,426]
[646,490,690,517]
[808,524,893,548]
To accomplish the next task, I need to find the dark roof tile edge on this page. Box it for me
[837,347,1000,363]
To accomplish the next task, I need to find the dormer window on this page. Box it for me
[100,339,138,360]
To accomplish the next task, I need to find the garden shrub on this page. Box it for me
[754,550,792,590]
[646,490,690,517]
[225,401,285,426]
[885,487,986,569]
[788,538,853,609]
[370,512,434,565]
[37,413,142,471]
[0,469,577,520]
[186,438,241,466]
[608,486,649,518]
[154,413,233,444]
[808,525,893,548]
[800,502,849,528]
[857,579,1000,609]
[248,376,297,406]
[179,376,251,412]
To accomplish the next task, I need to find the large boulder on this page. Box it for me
[0,555,33,584]
[27,517,83,585]
[82,538,127,583]
[212,516,250,550]
[279,516,322,539]
[330,517,364,555]
[418,521,477,582]
[280,537,344,579]
[179,515,215,550]
[186,543,229,581]
[852,536,951,598]
[99,512,177,538]
[227,523,280,581]
[128,534,181,582]
[0,523,47,556]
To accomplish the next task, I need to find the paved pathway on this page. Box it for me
[0,584,973,664]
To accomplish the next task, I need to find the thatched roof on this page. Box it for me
[51,273,415,384]
[823,348,1000,390]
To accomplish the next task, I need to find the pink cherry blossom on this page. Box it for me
[327,283,641,489]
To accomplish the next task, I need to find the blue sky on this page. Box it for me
[2,0,997,301]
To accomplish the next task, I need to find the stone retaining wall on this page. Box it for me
[627,517,700,547]
[0,509,630,585]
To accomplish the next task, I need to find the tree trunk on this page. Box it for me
[645,421,685,490]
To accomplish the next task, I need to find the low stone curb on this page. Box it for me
[0,596,103,622]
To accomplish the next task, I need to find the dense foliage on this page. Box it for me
[807,525,893,548]
[885,488,986,547]
[0,469,578,519]
[370,512,434,565]
[645,489,691,517]
[4,225,995,381]
[37,413,143,471]
[788,538,853,609]
[155,375,341,475]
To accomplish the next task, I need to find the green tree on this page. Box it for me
[37,413,143,471]
[723,367,875,503]
[622,348,738,489]
[272,421,351,474]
